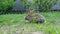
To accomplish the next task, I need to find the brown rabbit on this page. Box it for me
[25,9,46,23]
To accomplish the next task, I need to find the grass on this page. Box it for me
[0,12,60,34]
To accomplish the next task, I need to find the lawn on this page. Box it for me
[0,12,60,34]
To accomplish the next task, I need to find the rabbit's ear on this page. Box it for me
[27,11,31,16]
[28,9,35,16]
[30,9,35,14]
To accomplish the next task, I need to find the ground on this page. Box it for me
[0,12,60,34]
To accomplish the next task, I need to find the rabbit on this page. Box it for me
[25,9,46,23]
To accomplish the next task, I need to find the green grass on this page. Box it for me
[0,12,60,34]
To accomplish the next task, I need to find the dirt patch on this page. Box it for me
[0,24,44,34]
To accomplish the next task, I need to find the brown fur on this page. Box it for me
[25,9,46,23]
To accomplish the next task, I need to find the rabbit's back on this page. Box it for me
[34,14,46,23]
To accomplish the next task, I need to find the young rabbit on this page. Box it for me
[25,10,46,23]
